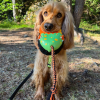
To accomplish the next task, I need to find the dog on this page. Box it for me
[31,2,74,100]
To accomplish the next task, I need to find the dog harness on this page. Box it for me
[48,55,52,68]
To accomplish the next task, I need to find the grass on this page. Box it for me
[79,19,100,37]
[80,19,100,31]
[0,19,34,30]
[0,19,99,32]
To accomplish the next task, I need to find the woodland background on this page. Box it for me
[0,0,100,29]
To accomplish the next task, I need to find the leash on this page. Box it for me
[9,46,57,100]
[38,27,64,100]
[47,46,57,100]
[9,70,33,100]
[9,26,63,99]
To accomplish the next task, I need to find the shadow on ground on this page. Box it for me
[0,29,100,100]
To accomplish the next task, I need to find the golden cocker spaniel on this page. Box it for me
[31,2,74,100]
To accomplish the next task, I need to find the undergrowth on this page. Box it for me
[0,19,100,37]
[80,19,100,37]
[0,19,34,30]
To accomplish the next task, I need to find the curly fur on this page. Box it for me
[31,2,74,100]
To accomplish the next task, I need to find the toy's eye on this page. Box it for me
[44,11,48,16]
[57,12,62,18]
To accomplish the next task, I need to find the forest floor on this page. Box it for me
[0,28,100,100]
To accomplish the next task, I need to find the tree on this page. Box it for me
[73,0,85,30]
[61,0,85,45]
[61,0,85,30]
[12,0,16,21]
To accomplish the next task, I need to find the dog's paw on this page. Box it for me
[34,86,45,100]
[34,93,45,100]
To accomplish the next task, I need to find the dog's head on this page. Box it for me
[35,2,74,49]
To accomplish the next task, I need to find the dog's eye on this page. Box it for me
[57,12,62,18]
[44,11,48,16]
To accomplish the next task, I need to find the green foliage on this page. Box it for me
[72,0,75,6]
[0,0,12,19]
[80,19,100,37]
[0,0,100,26]
[84,0,100,21]
[0,19,34,30]
[0,0,23,20]
[80,19,100,31]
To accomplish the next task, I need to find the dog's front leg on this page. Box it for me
[33,65,45,100]
[34,76,45,100]
[32,50,47,100]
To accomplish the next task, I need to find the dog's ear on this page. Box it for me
[36,10,44,25]
[33,10,43,49]
[62,10,74,49]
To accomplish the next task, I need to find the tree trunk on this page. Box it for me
[12,0,16,22]
[61,0,85,45]
[73,0,85,30]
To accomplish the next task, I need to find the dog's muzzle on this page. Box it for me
[44,23,54,31]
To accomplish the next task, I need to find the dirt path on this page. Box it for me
[0,30,100,100]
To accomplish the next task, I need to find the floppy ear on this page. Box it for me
[33,10,43,49]
[62,10,74,50]
[36,10,44,25]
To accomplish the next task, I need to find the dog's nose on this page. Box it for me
[44,23,53,31]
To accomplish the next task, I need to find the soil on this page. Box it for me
[0,29,100,100]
